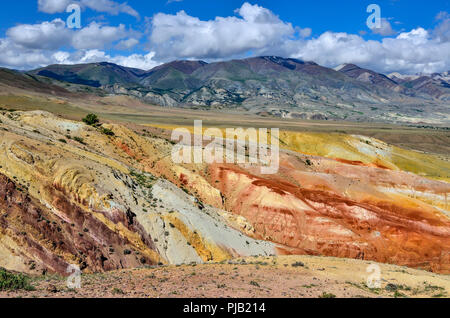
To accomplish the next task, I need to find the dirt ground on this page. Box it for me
[1,255,449,299]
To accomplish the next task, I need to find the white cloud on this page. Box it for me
[297,27,312,38]
[0,38,52,69]
[290,28,450,74]
[148,3,450,74]
[6,19,71,50]
[38,0,139,18]
[38,0,70,14]
[150,2,295,60]
[371,18,396,36]
[1,2,448,74]
[52,51,71,63]
[116,38,140,50]
[5,19,132,51]
[110,52,159,70]
[0,19,151,70]
[71,23,129,49]
[81,0,139,19]
[61,50,159,70]
[0,40,159,70]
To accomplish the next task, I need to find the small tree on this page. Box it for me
[82,114,99,126]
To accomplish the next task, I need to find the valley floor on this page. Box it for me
[1,256,449,298]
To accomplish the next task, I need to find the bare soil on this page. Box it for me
[2,256,449,299]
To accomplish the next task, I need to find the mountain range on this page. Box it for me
[3,56,450,124]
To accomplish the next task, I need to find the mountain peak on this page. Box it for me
[149,60,208,74]
[334,63,361,72]
[336,63,399,88]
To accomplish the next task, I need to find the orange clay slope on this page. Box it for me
[163,129,450,274]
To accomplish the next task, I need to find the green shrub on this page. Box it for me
[291,261,305,267]
[82,114,99,126]
[100,127,115,136]
[0,268,35,291]
[73,136,85,145]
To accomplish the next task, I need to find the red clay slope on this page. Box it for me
[207,154,450,273]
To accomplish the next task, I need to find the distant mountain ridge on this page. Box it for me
[388,71,450,99]
[0,68,74,96]
[10,56,450,124]
[335,64,401,92]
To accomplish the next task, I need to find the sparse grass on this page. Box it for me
[250,281,260,287]
[302,284,317,289]
[130,169,156,189]
[346,281,382,295]
[393,290,407,298]
[410,282,447,297]
[422,282,445,293]
[432,292,447,298]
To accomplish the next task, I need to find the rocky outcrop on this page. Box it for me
[0,173,159,274]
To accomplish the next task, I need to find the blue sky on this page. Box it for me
[0,0,448,73]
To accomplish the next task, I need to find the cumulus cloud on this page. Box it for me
[110,52,159,69]
[0,38,159,70]
[38,0,139,18]
[82,0,140,19]
[72,23,129,49]
[56,50,159,70]
[1,2,449,74]
[147,2,450,74]
[38,0,70,14]
[116,38,140,50]
[290,28,450,74]
[6,19,71,50]
[371,18,396,36]
[5,19,132,51]
[0,19,150,69]
[149,2,296,60]
[0,38,53,69]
